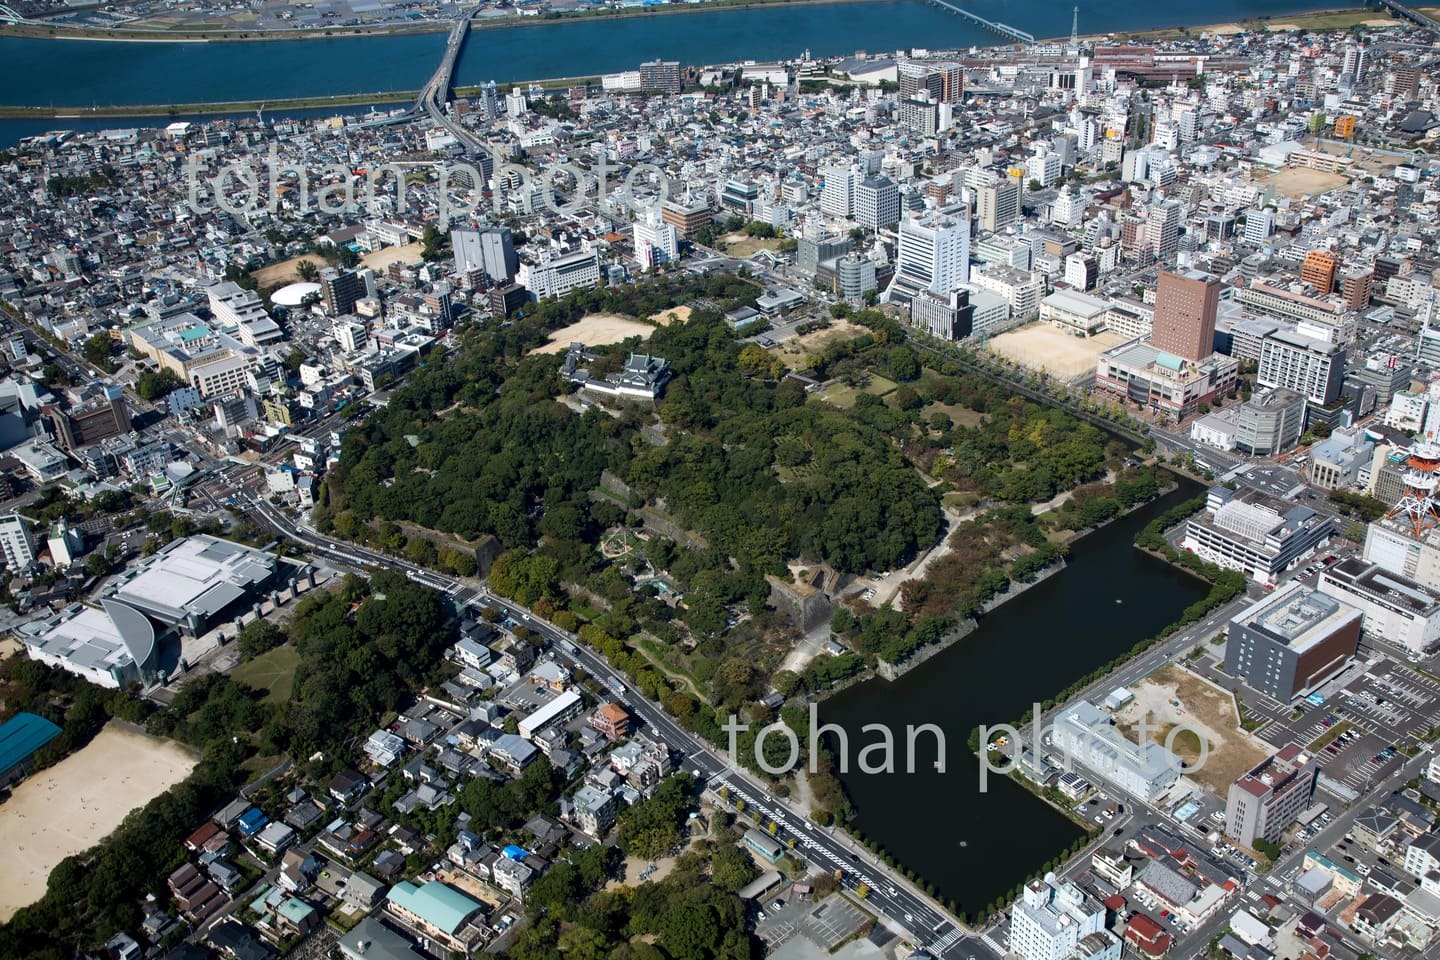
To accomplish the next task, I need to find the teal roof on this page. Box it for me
[1155,352,1184,371]
[0,712,62,774]
[180,326,210,342]
[386,882,480,933]
[278,898,315,924]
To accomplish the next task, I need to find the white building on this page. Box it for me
[1009,873,1118,960]
[883,211,970,305]
[1041,289,1111,337]
[1318,558,1440,658]
[1053,701,1182,801]
[820,165,856,220]
[1256,325,1346,406]
[0,512,36,570]
[18,599,160,689]
[1183,486,1335,586]
[971,264,1045,320]
[633,210,679,272]
[519,250,601,300]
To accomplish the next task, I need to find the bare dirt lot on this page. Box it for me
[1253,167,1350,199]
[0,723,198,921]
[773,319,869,365]
[531,314,657,355]
[987,322,1129,381]
[648,305,692,326]
[361,241,424,272]
[1116,664,1271,795]
[250,254,329,288]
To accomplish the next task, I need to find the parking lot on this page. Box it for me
[756,891,870,951]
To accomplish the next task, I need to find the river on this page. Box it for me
[2,0,1342,117]
[818,480,1208,917]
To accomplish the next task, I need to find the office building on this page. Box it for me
[453,227,519,283]
[1302,250,1340,295]
[44,384,132,452]
[1234,388,1307,456]
[1152,269,1220,362]
[518,250,601,300]
[855,176,900,231]
[320,268,364,317]
[978,180,1020,233]
[910,288,974,340]
[1319,558,1440,658]
[898,95,940,136]
[660,197,714,239]
[796,233,851,278]
[971,263,1044,319]
[1182,485,1335,586]
[1063,253,1098,292]
[884,210,970,306]
[1224,583,1362,701]
[837,254,877,303]
[1257,326,1346,406]
[0,512,36,570]
[1009,873,1118,960]
[1243,208,1275,246]
[638,60,682,94]
[1225,744,1319,846]
[1053,701,1182,800]
[820,166,856,219]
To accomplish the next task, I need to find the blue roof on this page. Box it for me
[0,712,62,774]
[502,845,529,860]
[387,881,481,934]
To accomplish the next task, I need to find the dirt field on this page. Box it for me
[987,323,1129,381]
[648,305,693,326]
[1115,664,1270,796]
[720,233,783,258]
[0,724,198,921]
[361,241,424,272]
[773,320,869,365]
[250,254,329,288]
[1254,167,1350,199]
[531,314,656,355]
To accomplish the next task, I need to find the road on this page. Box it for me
[241,495,994,960]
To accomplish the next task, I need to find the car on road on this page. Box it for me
[772,900,784,911]
[1094,815,1104,823]
[904,913,914,922]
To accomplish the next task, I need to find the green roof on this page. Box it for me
[278,898,315,924]
[386,882,480,934]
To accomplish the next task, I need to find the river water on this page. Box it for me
[818,480,1207,916]
[3,0,1340,113]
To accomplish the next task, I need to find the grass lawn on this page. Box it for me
[719,234,783,258]
[1308,720,1354,752]
[231,644,300,705]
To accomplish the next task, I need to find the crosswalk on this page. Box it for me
[928,928,966,955]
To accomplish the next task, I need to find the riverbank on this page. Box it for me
[1095,6,1408,41]
[0,0,892,43]
[0,76,599,120]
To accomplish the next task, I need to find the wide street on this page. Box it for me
[242,495,994,960]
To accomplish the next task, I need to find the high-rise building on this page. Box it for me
[854,176,900,231]
[453,227,519,284]
[320,268,364,317]
[1243,208,1274,247]
[898,60,963,103]
[1151,269,1220,362]
[1147,201,1181,259]
[978,180,1020,233]
[1340,268,1373,311]
[633,209,679,272]
[1301,250,1340,295]
[43,384,132,452]
[1224,582,1362,701]
[910,288,975,340]
[820,166,857,220]
[1225,744,1319,846]
[638,60,682,94]
[0,512,35,571]
[884,210,970,305]
[1257,326,1347,406]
